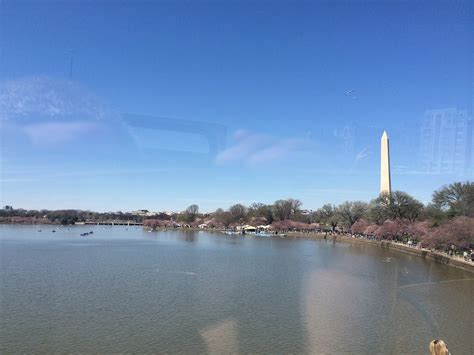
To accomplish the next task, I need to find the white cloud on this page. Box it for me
[215,130,312,166]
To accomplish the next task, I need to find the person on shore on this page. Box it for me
[429,339,449,355]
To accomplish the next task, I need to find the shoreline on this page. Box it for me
[285,231,474,274]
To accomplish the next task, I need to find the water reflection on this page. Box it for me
[200,319,239,353]
[176,231,198,243]
[0,226,472,353]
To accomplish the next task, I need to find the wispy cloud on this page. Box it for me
[348,146,373,173]
[355,147,371,161]
[215,129,312,166]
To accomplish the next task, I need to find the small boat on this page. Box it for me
[52,230,56,233]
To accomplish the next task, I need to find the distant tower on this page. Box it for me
[380,131,391,194]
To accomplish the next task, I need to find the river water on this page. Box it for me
[1,225,472,354]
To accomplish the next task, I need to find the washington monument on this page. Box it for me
[380,131,391,194]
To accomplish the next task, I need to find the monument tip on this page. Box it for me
[382,130,388,138]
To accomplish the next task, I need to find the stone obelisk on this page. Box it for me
[380,131,391,194]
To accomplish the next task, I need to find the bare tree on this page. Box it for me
[229,204,247,223]
[184,204,199,223]
[272,200,292,221]
[288,198,303,215]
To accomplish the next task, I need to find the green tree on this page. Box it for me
[421,203,446,227]
[271,198,302,221]
[432,181,474,217]
[248,203,274,224]
[314,204,339,231]
[370,191,423,223]
[336,201,369,229]
[390,191,424,221]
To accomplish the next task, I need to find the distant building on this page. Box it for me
[130,209,150,216]
[420,108,473,175]
[3,205,13,210]
[163,211,177,216]
[130,209,165,217]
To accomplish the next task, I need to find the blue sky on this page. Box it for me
[1,0,472,212]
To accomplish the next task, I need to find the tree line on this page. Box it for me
[2,181,472,252]
[155,181,473,252]
[0,209,169,225]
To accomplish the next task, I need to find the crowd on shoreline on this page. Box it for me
[307,230,474,264]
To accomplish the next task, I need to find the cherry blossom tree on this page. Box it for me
[422,217,474,250]
[351,219,370,234]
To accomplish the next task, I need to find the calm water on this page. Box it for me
[1,225,473,354]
